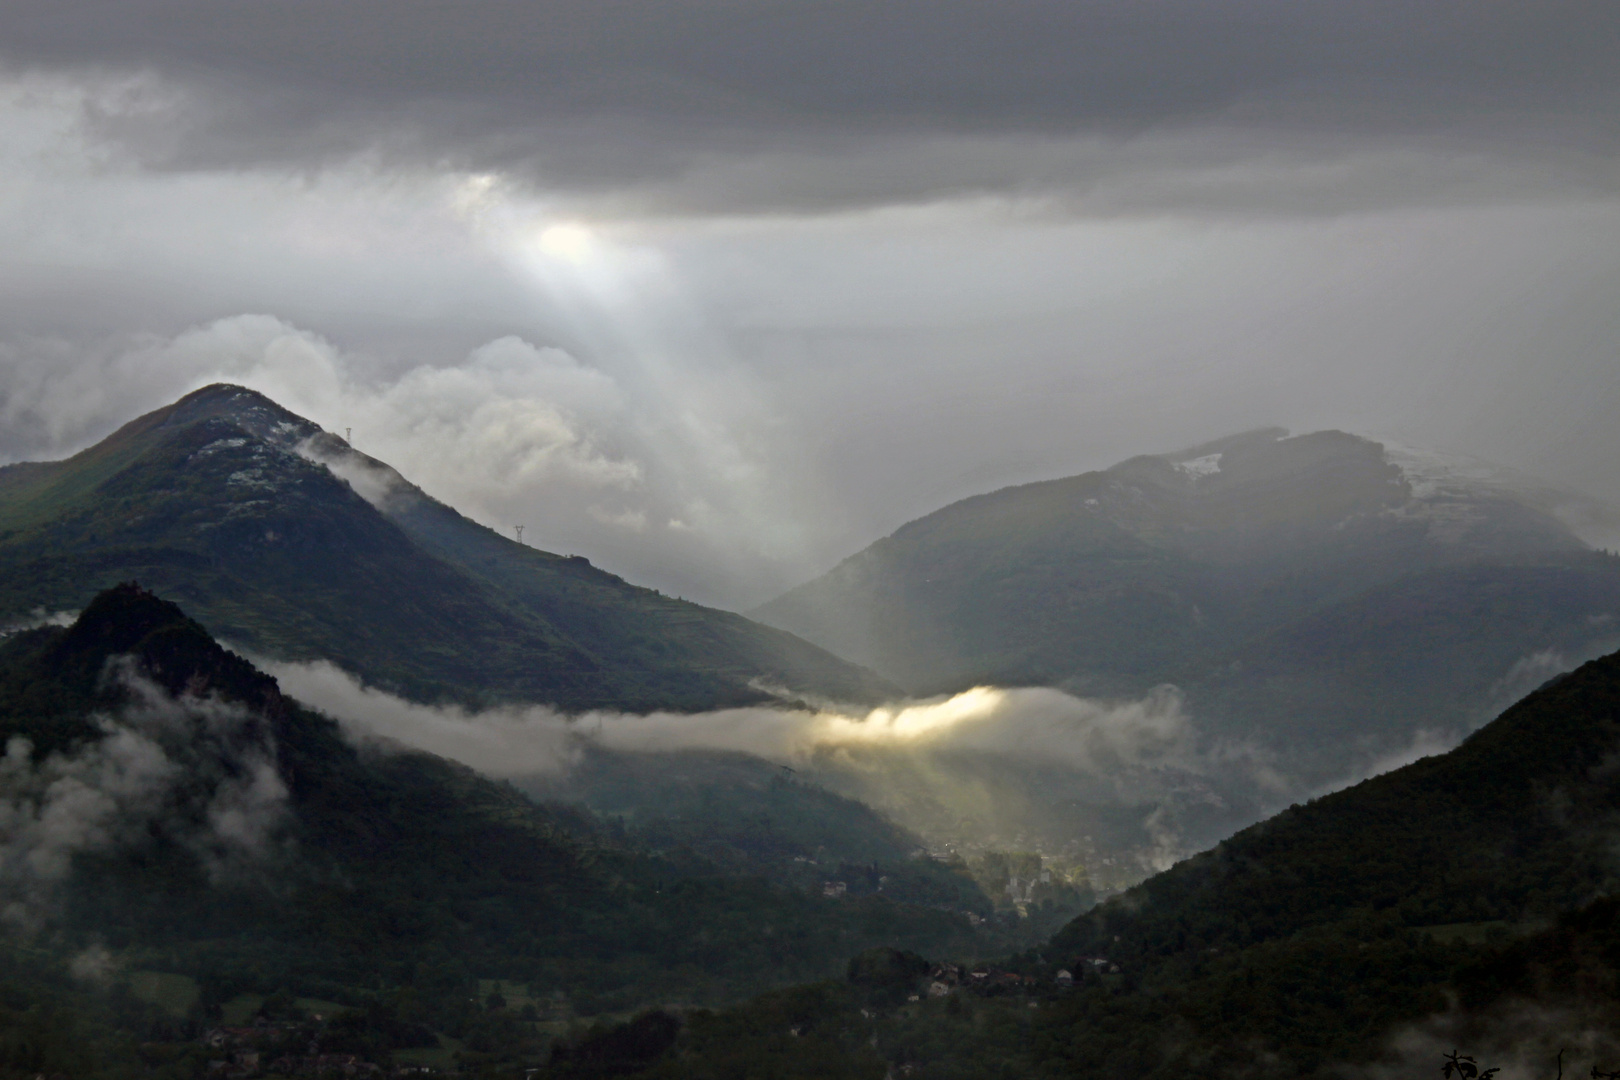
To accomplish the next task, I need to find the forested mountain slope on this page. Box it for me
[1053,647,1620,961]
[0,384,895,710]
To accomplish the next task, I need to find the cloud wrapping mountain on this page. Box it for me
[0,300,817,605]
[0,315,640,531]
[0,667,288,930]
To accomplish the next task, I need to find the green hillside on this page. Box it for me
[0,384,895,711]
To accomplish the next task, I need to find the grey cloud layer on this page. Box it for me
[3,1,1616,211]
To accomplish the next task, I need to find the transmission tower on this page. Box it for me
[344,427,352,443]
[514,525,525,544]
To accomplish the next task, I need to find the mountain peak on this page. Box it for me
[58,580,195,654]
[171,382,271,408]
[162,383,323,447]
[48,581,284,709]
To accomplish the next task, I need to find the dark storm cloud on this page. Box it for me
[3,0,1617,210]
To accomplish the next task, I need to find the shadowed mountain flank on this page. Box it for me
[754,429,1620,780]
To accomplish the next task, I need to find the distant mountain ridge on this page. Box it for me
[0,384,896,710]
[753,428,1620,784]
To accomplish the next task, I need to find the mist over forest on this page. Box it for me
[0,3,1618,1078]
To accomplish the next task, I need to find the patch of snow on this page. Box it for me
[1381,442,1516,502]
[264,419,316,448]
[1175,453,1223,478]
[1379,440,1620,549]
[226,469,276,489]
[224,500,270,518]
[194,437,247,456]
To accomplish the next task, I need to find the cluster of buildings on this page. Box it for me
[204,1022,387,1078]
[207,1050,383,1079]
[902,957,1115,1002]
[1048,956,1121,988]
[820,877,991,928]
[917,962,1038,998]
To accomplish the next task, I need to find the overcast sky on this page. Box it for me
[0,1,1617,609]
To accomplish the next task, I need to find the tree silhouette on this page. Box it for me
[1443,1050,1499,1080]
[1440,1048,1620,1080]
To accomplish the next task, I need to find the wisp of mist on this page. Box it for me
[0,666,289,933]
[268,659,1299,870]
[267,658,1193,778]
